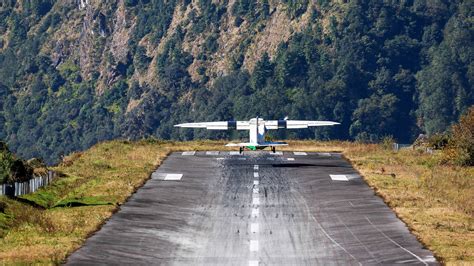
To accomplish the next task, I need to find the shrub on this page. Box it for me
[443,106,474,166]
[427,133,450,149]
[0,142,38,183]
[380,136,395,150]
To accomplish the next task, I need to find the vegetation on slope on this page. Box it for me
[0,1,472,164]
[0,141,47,184]
[0,139,472,264]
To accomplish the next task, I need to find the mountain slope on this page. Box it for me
[0,0,472,163]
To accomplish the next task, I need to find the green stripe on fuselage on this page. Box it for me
[246,146,267,150]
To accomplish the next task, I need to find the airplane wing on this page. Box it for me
[265,120,340,129]
[174,121,250,130]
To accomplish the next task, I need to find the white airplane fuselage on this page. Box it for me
[248,118,265,144]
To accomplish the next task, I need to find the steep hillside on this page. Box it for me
[0,0,472,163]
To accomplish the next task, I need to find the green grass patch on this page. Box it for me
[19,190,58,208]
[53,196,113,208]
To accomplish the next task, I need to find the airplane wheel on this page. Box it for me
[239,147,243,154]
[272,147,276,153]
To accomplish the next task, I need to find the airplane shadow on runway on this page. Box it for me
[272,163,352,168]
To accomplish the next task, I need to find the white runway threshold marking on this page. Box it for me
[293,152,307,155]
[206,151,219,155]
[287,158,295,161]
[253,180,259,185]
[269,151,283,155]
[182,151,195,156]
[249,260,259,266]
[163,174,183,181]
[250,240,259,252]
[254,165,259,170]
[330,174,360,181]
[330,175,349,181]
[229,151,241,155]
[319,152,331,156]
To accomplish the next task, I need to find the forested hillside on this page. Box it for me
[0,0,472,164]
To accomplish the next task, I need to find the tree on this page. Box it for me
[250,53,273,91]
[350,94,399,142]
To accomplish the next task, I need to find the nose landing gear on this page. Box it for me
[271,146,276,153]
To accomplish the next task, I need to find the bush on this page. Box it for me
[380,136,395,150]
[427,133,449,149]
[443,106,474,166]
[0,142,37,183]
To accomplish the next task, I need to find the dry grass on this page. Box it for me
[0,139,472,264]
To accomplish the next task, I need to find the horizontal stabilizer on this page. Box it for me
[226,142,288,147]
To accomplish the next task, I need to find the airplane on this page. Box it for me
[174,117,340,154]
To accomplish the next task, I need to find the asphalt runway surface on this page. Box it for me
[67,151,437,265]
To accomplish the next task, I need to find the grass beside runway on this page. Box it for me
[0,140,472,264]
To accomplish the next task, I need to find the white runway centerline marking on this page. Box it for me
[330,175,349,181]
[253,187,259,194]
[287,158,295,161]
[254,172,259,178]
[252,197,260,205]
[252,208,259,218]
[248,260,259,266]
[163,174,183,181]
[253,180,259,185]
[250,240,259,252]
[216,157,225,160]
[229,151,241,155]
[254,165,259,170]
[251,223,259,233]
[206,151,219,155]
[293,151,307,155]
[182,151,195,156]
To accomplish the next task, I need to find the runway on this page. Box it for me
[67,151,437,265]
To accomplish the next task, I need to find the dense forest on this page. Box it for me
[0,0,472,164]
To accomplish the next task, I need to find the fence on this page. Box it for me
[0,171,56,197]
[392,143,412,151]
[393,143,434,154]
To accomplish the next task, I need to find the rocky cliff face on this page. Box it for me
[24,0,331,96]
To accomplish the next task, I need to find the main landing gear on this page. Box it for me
[239,147,243,154]
[271,146,276,153]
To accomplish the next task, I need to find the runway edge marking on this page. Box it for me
[365,216,429,265]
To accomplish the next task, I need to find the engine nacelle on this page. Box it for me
[227,120,237,130]
[277,120,287,129]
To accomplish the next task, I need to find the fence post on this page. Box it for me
[1,171,55,197]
